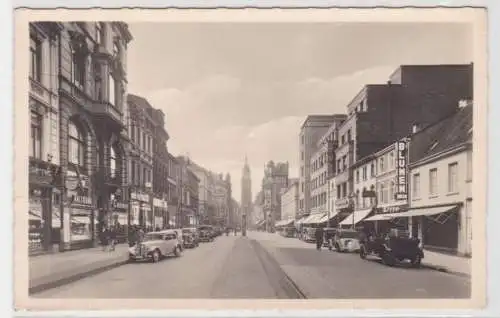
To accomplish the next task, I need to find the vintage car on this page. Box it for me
[128,230,183,263]
[182,227,199,248]
[359,228,424,267]
[198,225,215,242]
[333,229,361,253]
[322,227,337,249]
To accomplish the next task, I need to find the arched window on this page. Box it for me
[110,145,117,178]
[68,121,85,167]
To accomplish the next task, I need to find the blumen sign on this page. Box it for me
[395,139,409,201]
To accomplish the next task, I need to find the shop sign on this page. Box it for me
[112,201,128,210]
[395,139,409,201]
[131,191,150,202]
[380,205,407,214]
[71,195,92,206]
[153,198,166,208]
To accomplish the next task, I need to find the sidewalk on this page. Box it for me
[247,231,471,278]
[421,249,471,278]
[29,244,130,294]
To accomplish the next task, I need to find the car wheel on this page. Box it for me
[411,254,422,268]
[152,249,161,263]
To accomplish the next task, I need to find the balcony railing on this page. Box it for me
[87,100,123,126]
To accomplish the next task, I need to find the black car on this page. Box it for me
[182,228,199,248]
[198,225,215,242]
[359,228,424,267]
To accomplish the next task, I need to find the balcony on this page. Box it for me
[93,43,113,61]
[87,100,123,128]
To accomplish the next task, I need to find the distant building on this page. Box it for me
[241,156,253,219]
[281,179,299,221]
[262,161,289,231]
[298,115,345,218]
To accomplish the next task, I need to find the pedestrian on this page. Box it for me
[128,226,136,247]
[109,226,117,251]
[138,227,145,243]
[100,227,109,251]
[315,227,324,251]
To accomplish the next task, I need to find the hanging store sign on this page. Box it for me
[395,139,409,201]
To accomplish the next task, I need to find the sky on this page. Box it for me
[126,22,472,204]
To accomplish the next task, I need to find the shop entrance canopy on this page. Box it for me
[364,205,458,224]
[339,208,373,226]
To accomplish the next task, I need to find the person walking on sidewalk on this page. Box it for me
[109,226,117,251]
[100,227,109,251]
[315,227,324,251]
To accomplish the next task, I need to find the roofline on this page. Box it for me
[300,114,345,129]
[409,142,471,169]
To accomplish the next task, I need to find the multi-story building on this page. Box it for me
[166,152,179,227]
[213,173,230,227]
[298,115,345,218]
[54,22,132,250]
[241,156,253,220]
[127,94,155,230]
[262,161,289,231]
[151,108,169,230]
[28,22,63,254]
[176,156,200,227]
[334,64,473,226]
[365,101,473,256]
[280,179,299,221]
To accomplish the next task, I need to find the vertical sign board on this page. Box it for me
[395,139,409,201]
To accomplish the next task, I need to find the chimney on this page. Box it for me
[412,123,420,134]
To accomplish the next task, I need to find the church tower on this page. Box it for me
[241,155,252,218]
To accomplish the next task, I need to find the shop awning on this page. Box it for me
[29,211,42,221]
[277,219,294,227]
[339,208,373,226]
[303,213,326,225]
[295,216,308,225]
[365,205,458,224]
[318,211,339,223]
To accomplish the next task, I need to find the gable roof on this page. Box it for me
[410,104,472,165]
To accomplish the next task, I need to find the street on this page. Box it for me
[33,232,470,299]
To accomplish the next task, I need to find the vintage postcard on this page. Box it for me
[14,7,487,312]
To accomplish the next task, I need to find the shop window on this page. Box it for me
[448,162,458,193]
[30,112,42,159]
[30,35,42,82]
[68,121,85,168]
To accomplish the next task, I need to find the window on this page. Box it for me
[301,135,305,145]
[72,47,85,89]
[362,166,367,181]
[341,135,345,145]
[143,167,147,185]
[467,151,472,181]
[68,121,85,167]
[130,124,135,141]
[301,151,304,161]
[30,35,42,82]
[300,166,304,177]
[108,74,116,106]
[30,112,42,159]
[355,189,360,208]
[337,185,341,199]
[342,156,347,170]
[110,146,117,178]
[337,159,341,173]
[342,183,347,198]
[142,133,146,151]
[379,157,385,173]
[301,182,304,193]
[448,162,458,193]
[131,161,136,185]
[389,151,395,169]
[94,63,103,101]
[389,181,395,201]
[412,173,420,198]
[95,22,105,44]
[370,162,375,177]
[429,168,438,196]
[347,129,352,142]
[113,41,119,57]
[356,170,360,183]
[382,182,388,203]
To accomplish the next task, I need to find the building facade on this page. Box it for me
[151,108,169,230]
[176,157,200,227]
[334,64,474,229]
[166,152,179,227]
[29,22,63,254]
[262,161,289,231]
[298,115,343,218]
[56,22,132,250]
[281,179,299,221]
[127,94,155,230]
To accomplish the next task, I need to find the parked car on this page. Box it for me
[333,229,361,253]
[359,228,424,267]
[198,225,215,242]
[182,228,199,248]
[128,229,182,263]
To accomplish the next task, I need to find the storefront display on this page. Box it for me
[70,208,92,241]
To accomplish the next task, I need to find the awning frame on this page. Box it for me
[364,205,458,225]
[339,208,373,226]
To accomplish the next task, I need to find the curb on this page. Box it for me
[29,259,129,295]
[421,263,471,278]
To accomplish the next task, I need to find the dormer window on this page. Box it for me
[429,140,439,152]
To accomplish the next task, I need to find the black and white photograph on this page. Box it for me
[15,7,487,311]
